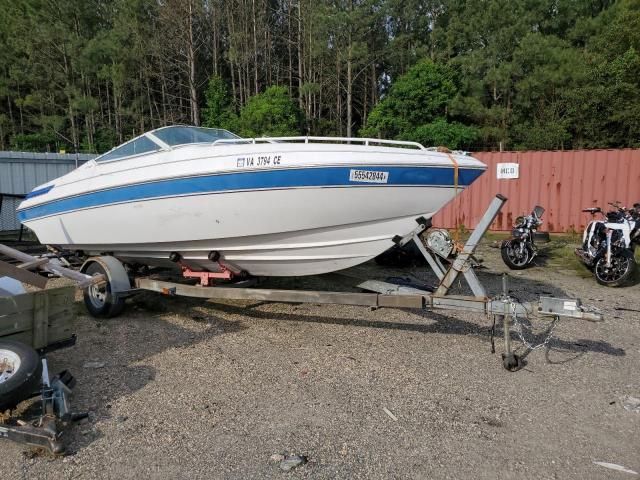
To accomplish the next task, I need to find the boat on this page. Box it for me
[16,126,486,277]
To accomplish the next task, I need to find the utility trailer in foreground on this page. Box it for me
[0,249,98,454]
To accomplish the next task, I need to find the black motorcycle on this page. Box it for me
[501,206,545,270]
[575,202,639,287]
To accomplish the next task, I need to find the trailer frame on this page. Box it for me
[77,194,602,371]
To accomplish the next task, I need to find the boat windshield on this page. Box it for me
[96,125,240,162]
[152,126,239,146]
[97,135,160,162]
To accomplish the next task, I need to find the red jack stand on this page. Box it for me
[182,265,234,286]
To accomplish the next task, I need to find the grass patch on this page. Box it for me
[456,230,595,276]
[437,228,638,280]
[542,237,593,278]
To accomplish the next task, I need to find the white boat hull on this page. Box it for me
[24,186,454,276]
[18,138,485,277]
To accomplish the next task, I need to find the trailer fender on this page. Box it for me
[80,256,131,294]
[80,256,131,318]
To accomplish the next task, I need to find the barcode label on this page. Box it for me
[349,169,389,183]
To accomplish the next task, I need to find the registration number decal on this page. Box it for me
[236,155,282,168]
[349,169,389,183]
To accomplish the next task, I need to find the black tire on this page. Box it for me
[501,353,523,372]
[0,340,42,412]
[594,250,636,287]
[83,262,126,318]
[501,240,532,270]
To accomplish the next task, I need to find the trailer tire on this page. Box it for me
[0,340,42,412]
[82,261,126,318]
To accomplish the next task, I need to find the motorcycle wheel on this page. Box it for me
[594,250,636,287]
[501,240,532,270]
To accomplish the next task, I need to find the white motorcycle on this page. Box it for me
[575,202,640,287]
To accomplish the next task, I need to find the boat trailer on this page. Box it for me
[126,194,602,371]
[1,194,603,371]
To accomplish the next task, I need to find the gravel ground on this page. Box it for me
[1,240,639,479]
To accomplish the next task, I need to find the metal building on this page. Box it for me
[0,151,96,232]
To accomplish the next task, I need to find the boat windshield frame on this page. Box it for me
[94,125,240,163]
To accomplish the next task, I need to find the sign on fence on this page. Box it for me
[496,163,520,179]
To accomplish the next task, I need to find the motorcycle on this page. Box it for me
[575,202,640,287]
[501,206,545,269]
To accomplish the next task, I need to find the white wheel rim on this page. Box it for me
[0,349,21,384]
[88,281,107,308]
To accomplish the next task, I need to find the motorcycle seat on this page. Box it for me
[582,207,601,214]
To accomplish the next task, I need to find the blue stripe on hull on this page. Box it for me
[18,166,484,222]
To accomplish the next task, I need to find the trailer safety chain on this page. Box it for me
[490,299,559,354]
[510,301,559,351]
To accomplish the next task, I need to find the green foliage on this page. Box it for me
[92,128,118,153]
[202,76,236,130]
[507,33,586,149]
[364,60,456,136]
[564,47,640,149]
[0,0,636,152]
[402,120,479,150]
[234,86,302,137]
[362,61,478,149]
[11,132,58,152]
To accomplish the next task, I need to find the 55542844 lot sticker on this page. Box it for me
[349,169,389,184]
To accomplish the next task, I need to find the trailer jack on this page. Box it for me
[0,359,86,454]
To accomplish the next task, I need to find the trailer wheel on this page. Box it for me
[0,340,42,412]
[83,261,126,318]
[501,353,523,372]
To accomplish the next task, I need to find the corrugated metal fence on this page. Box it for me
[0,151,96,231]
[433,149,640,233]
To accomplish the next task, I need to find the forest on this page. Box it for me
[0,0,638,154]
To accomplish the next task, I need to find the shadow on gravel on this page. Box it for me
[446,269,569,300]
[64,363,157,454]
[205,301,625,361]
[133,264,623,364]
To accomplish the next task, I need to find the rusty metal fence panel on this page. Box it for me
[433,149,640,233]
